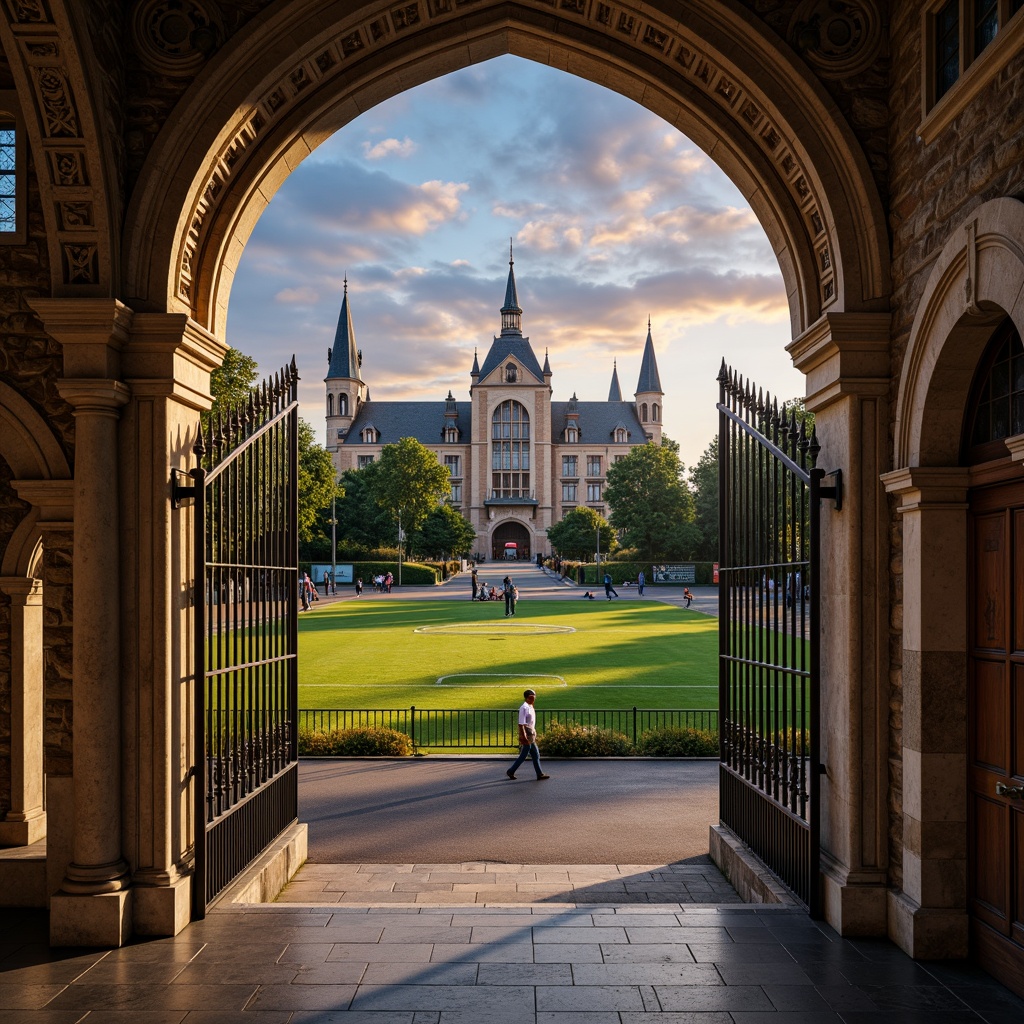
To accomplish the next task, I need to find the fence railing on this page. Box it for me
[298,707,719,749]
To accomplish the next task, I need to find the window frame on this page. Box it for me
[0,92,27,245]
[586,455,602,477]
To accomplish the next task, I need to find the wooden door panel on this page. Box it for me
[1014,808,1024,941]
[973,511,1007,651]
[1015,666,1024,780]
[973,659,1009,772]
[970,794,1008,926]
[1016,510,1024,653]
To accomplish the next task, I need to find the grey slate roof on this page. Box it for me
[346,401,471,445]
[326,284,360,381]
[551,401,646,442]
[477,334,546,383]
[608,363,622,401]
[635,325,663,394]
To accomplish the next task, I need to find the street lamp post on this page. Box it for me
[331,489,337,595]
[595,524,601,573]
[397,507,403,587]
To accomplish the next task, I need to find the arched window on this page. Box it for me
[963,318,1024,462]
[505,362,518,383]
[641,403,648,422]
[566,426,578,443]
[652,403,660,422]
[362,426,378,444]
[339,393,348,416]
[491,400,530,498]
[614,428,627,443]
[327,393,333,416]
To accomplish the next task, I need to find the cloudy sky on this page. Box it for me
[226,55,802,471]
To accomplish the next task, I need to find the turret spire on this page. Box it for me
[636,320,663,395]
[500,241,522,336]
[325,275,361,382]
[608,360,622,402]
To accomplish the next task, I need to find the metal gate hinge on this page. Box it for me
[818,468,842,511]
[171,468,196,509]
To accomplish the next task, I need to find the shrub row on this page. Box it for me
[298,727,413,756]
[537,722,719,757]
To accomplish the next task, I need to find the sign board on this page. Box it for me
[653,563,695,584]
[311,563,353,584]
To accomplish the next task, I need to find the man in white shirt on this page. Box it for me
[506,689,550,780]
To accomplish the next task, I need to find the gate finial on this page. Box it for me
[717,358,729,385]
[193,418,206,457]
[807,425,821,468]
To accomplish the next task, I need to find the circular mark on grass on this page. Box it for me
[414,622,576,636]
[436,673,568,687]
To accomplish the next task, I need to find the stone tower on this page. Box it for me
[324,276,365,454]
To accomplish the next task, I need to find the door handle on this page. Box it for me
[995,781,1024,799]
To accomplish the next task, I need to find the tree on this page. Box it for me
[206,347,259,427]
[297,418,343,543]
[546,506,616,561]
[413,504,476,560]
[332,464,393,550]
[603,440,697,561]
[689,436,718,562]
[368,437,451,549]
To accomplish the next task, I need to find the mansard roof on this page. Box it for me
[551,401,646,442]
[346,401,471,445]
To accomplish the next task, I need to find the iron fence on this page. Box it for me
[298,707,719,749]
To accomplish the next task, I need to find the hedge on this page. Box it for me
[298,727,413,756]
[635,726,719,757]
[537,721,635,757]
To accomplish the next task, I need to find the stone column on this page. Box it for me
[881,467,970,958]
[787,312,891,935]
[0,578,45,847]
[30,298,134,947]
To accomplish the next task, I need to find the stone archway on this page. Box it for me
[883,197,1024,961]
[0,383,72,858]
[491,518,532,561]
[122,0,890,340]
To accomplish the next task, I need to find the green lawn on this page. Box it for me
[298,598,719,711]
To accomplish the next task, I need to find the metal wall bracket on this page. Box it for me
[819,468,842,511]
[171,468,196,509]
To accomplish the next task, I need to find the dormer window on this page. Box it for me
[361,426,378,444]
[614,428,627,443]
[505,362,518,383]
[444,426,459,443]
[566,426,578,444]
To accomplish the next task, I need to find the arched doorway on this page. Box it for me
[491,520,531,561]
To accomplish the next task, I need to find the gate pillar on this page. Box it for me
[881,468,970,959]
[788,312,891,935]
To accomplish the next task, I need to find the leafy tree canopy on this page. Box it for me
[334,464,394,550]
[688,435,718,562]
[298,419,343,543]
[604,439,697,561]
[546,506,616,561]
[413,504,476,560]
[208,348,259,418]
[369,437,451,536]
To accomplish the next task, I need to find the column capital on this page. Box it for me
[0,576,42,604]
[28,298,134,379]
[56,380,131,416]
[787,312,891,412]
[12,479,74,523]
[882,467,970,510]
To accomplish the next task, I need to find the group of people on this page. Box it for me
[469,569,520,615]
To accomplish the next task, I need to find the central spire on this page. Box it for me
[500,239,522,336]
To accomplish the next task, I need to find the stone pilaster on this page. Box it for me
[119,313,225,937]
[787,311,891,935]
[30,298,134,946]
[0,578,45,847]
[881,467,971,959]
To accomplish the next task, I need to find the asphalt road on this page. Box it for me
[299,757,718,865]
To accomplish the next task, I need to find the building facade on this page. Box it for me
[0,0,1023,995]
[325,258,664,560]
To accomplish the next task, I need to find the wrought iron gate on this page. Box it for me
[186,360,300,916]
[716,361,838,916]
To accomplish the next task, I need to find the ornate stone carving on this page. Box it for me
[62,243,97,284]
[58,201,93,229]
[131,0,225,76]
[789,0,883,79]
[50,151,88,186]
[4,0,49,23]
[34,67,79,138]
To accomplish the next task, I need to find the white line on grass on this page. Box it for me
[435,673,567,687]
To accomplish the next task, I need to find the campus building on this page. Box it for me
[1,0,1023,997]
[324,259,664,560]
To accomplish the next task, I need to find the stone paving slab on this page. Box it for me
[2,902,1022,1022]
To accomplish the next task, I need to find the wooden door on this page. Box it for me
[969,480,1024,997]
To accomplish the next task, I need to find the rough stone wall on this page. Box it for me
[885,3,1024,888]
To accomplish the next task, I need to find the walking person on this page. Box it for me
[323,569,331,596]
[603,572,619,600]
[385,571,393,593]
[355,577,363,596]
[683,586,694,608]
[503,575,516,617]
[471,568,478,601]
[637,569,645,596]
[506,689,549,780]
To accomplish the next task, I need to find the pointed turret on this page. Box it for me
[326,276,361,381]
[634,318,664,443]
[608,361,622,402]
[543,349,551,375]
[471,348,480,380]
[500,240,522,336]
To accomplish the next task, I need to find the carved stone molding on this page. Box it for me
[174,0,842,314]
[131,0,225,77]
[789,0,883,80]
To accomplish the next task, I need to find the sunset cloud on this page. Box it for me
[362,136,418,160]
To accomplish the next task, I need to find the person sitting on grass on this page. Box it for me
[489,585,499,600]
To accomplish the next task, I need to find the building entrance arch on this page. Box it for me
[123,0,889,340]
[491,520,531,561]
